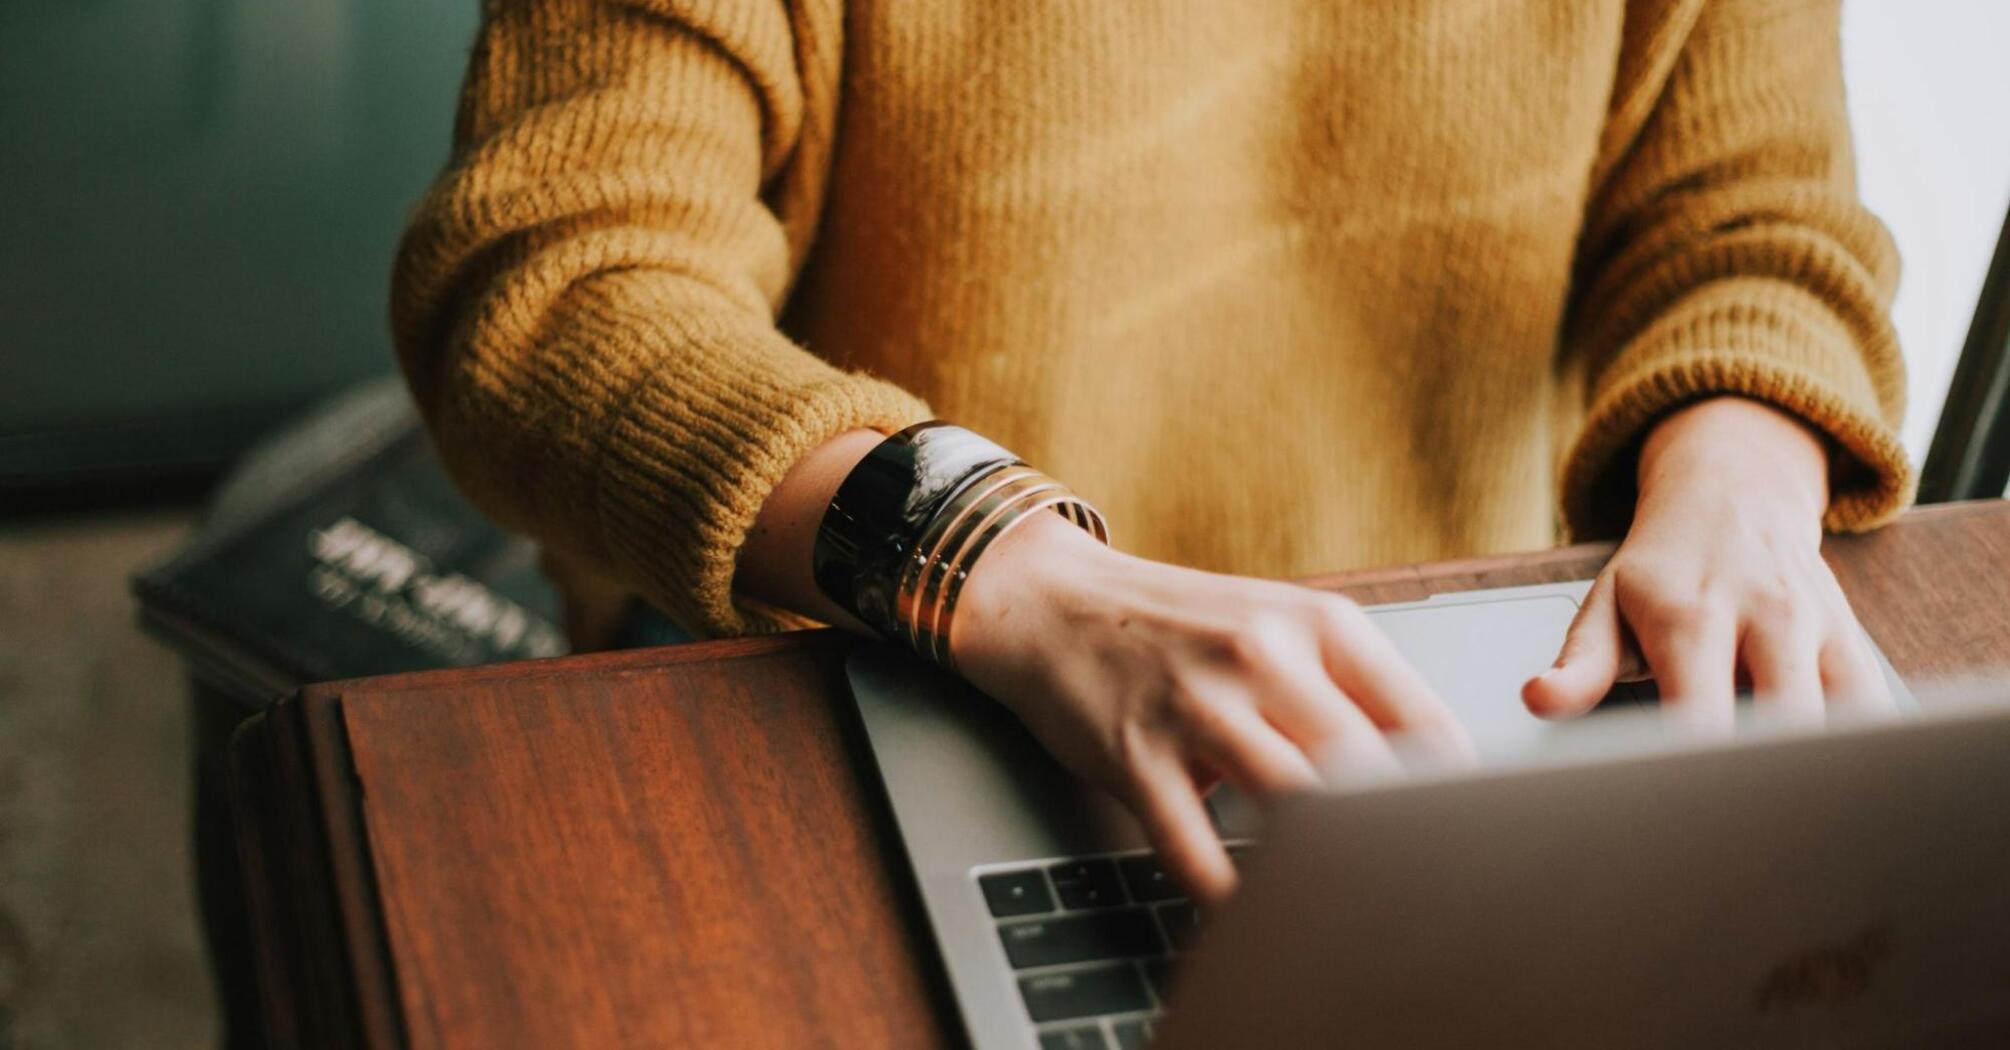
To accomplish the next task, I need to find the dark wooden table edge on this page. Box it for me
[260,501,2001,706]
[231,688,408,1049]
[227,498,2005,1047]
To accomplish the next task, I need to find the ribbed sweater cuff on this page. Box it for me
[593,322,931,638]
[1562,276,1914,540]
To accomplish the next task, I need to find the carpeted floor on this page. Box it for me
[0,507,216,1050]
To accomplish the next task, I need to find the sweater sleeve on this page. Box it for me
[1558,0,1912,541]
[391,0,929,637]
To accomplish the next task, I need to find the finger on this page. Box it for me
[1807,572,1897,717]
[1313,600,1473,758]
[1123,748,1236,904]
[1184,756,1225,797]
[1820,625,1897,717]
[1182,692,1325,798]
[1637,598,1739,733]
[1239,640,1419,772]
[1740,619,1824,726]
[1525,574,1624,719]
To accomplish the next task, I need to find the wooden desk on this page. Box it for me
[231,501,2010,1049]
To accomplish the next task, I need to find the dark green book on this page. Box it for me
[132,379,567,703]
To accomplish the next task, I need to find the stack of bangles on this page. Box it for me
[812,422,1109,670]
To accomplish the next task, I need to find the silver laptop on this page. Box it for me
[846,580,2010,1049]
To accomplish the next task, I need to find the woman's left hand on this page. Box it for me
[1523,396,1894,729]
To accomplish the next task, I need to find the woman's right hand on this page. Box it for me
[730,427,1469,902]
[953,512,1472,903]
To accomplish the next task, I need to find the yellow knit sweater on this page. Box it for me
[392,0,1911,639]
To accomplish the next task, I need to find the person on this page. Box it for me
[392,0,1911,903]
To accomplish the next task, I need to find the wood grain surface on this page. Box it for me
[338,639,953,1049]
[236,501,2010,1049]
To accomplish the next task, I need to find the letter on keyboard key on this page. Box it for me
[998,909,1165,969]
[1047,859,1125,909]
[979,869,1056,917]
[1039,1025,1109,1050]
[1019,966,1151,1023]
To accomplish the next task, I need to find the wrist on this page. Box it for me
[1637,397,1829,520]
[953,509,1119,671]
[735,428,886,631]
[799,421,1107,664]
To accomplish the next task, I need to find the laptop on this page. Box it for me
[845,580,2010,1049]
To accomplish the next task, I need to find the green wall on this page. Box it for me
[0,0,477,477]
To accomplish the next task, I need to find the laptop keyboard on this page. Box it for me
[970,686,1671,1047]
[976,844,1250,1048]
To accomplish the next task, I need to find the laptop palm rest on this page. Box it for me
[849,586,1594,863]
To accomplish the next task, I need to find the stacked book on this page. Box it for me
[132,378,567,703]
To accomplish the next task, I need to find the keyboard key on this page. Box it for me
[1141,957,1175,1001]
[1039,1025,1110,1050]
[1111,1017,1155,1049]
[1117,854,1181,903]
[979,869,1056,917]
[1019,965,1151,1023]
[998,909,1166,969]
[1156,901,1201,951]
[1048,859,1125,909]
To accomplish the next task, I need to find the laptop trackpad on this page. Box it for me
[1370,594,1584,759]
[1211,593,1585,839]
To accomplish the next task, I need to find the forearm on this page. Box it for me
[394,0,932,637]
[1558,0,1907,541]
[732,428,888,633]
[732,429,1106,639]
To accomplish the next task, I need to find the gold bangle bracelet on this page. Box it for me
[883,456,1107,669]
[905,482,1107,669]
[908,474,1065,659]
[894,465,1046,653]
[926,491,1103,669]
